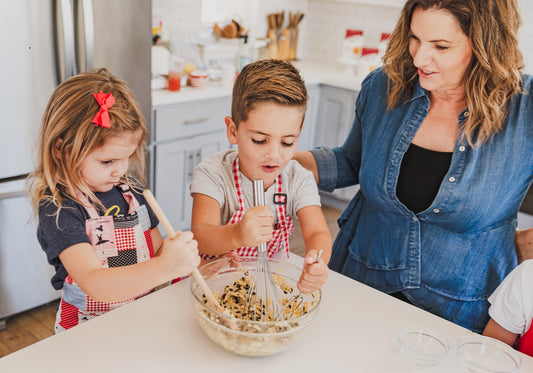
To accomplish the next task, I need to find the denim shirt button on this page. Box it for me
[464,110,470,117]
[459,146,466,152]
[413,216,418,221]
[433,208,440,213]
[449,176,456,182]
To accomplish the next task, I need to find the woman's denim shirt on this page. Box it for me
[312,68,533,332]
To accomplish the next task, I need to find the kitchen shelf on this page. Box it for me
[324,0,403,8]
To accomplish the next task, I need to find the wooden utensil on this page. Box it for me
[142,189,226,314]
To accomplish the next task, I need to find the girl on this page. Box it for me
[29,68,200,332]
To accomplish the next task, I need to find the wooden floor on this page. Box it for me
[0,299,59,358]
[0,205,341,358]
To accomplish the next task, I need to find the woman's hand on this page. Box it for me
[515,228,533,263]
[159,231,201,278]
[235,206,273,247]
[297,249,329,293]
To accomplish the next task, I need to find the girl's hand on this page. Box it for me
[297,249,329,294]
[236,206,273,247]
[159,231,200,278]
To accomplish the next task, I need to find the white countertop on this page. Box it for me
[152,60,365,107]
[1,254,531,372]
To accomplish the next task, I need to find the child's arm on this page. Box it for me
[295,205,332,293]
[58,229,200,303]
[483,318,519,347]
[293,151,319,184]
[515,228,533,263]
[191,193,274,256]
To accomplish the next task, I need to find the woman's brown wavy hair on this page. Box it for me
[28,68,147,216]
[383,0,524,146]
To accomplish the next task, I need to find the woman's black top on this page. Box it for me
[396,143,453,214]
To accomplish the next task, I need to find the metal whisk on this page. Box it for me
[244,179,285,322]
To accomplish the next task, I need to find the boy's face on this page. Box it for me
[226,102,304,189]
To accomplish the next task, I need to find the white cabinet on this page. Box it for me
[154,133,228,231]
[297,84,320,151]
[151,96,231,232]
[314,85,360,209]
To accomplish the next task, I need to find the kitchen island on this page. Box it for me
[1,255,531,372]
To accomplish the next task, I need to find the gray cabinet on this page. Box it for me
[314,85,360,209]
[151,96,231,232]
[297,84,320,151]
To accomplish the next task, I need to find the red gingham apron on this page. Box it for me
[55,185,155,333]
[201,157,294,261]
[516,318,533,357]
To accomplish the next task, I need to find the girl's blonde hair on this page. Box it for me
[383,0,524,146]
[29,68,147,214]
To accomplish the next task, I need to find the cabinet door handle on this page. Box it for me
[195,149,202,166]
[187,151,195,181]
[183,118,209,125]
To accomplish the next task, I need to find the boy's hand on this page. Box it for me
[237,206,274,247]
[297,249,329,293]
[159,231,200,278]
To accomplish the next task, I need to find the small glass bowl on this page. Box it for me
[456,335,522,373]
[397,326,450,367]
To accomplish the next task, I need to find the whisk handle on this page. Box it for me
[252,180,268,253]
[252,179,265,206]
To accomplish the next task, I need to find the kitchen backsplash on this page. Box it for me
[153,0,532,74]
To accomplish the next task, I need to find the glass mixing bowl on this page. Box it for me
[456,335,522,373]
[190,256,321,357]
[397,326,450,367]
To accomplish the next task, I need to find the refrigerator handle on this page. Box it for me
[75,0,94,71]
[54,0,76,82]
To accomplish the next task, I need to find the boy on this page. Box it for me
[190,59,331,294]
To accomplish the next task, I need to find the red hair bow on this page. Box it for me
[91,91,115,128]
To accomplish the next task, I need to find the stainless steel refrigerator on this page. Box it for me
[0,0,151,329]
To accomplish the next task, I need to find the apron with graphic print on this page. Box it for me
[201,158,294,261]
[55,185,155,333]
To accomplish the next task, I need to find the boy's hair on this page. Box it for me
[231,59,308,127]
[29,67,147,214]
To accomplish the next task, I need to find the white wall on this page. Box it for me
[153,0,533,74]
[302,0,400,61]
[518,0,533,73]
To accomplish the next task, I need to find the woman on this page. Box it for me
[295,0,532,333]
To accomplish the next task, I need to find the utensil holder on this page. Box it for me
[288,28,299,60]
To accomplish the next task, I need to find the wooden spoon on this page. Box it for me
[142,189,226,314]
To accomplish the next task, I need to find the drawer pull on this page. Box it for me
[183,117,209,125]
[187,151,195,180]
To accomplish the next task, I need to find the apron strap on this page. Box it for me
[76,184,140,218]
